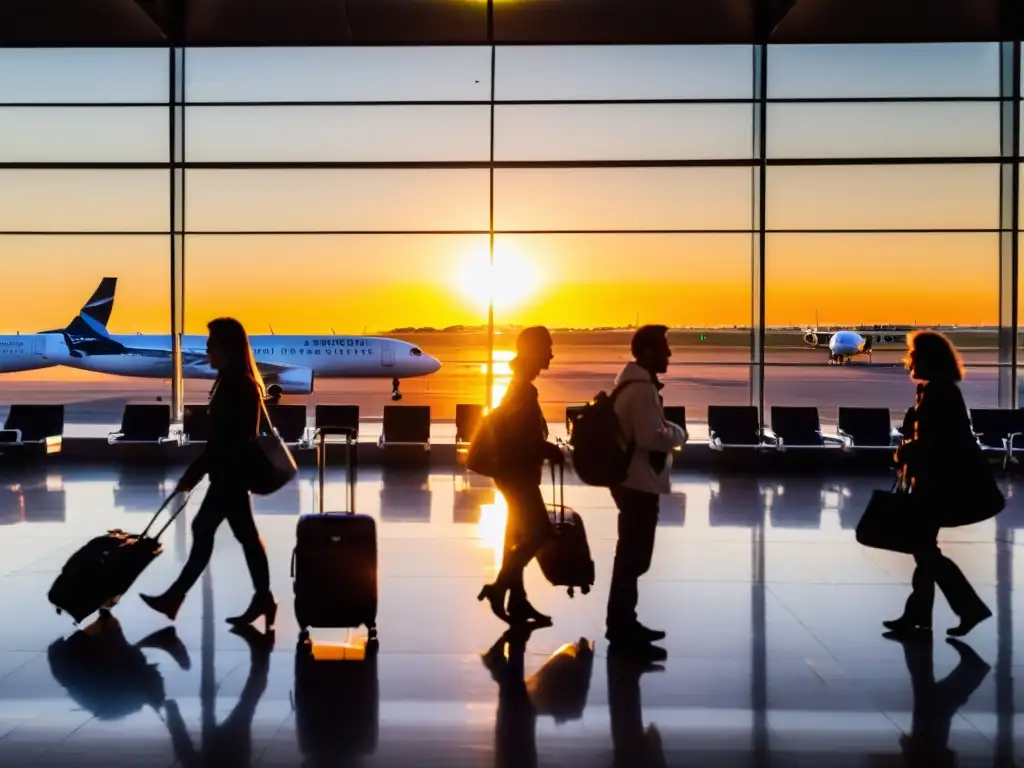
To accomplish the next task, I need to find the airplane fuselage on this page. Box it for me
[55,333,441,394]
[0,334,63,373]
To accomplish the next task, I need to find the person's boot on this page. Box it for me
[140,590,185,622]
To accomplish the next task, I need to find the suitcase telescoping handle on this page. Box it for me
[549,460,565,524]
[315,426,356,515]
[140,489,193,541]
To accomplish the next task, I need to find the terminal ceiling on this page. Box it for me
[0,0,1021,47]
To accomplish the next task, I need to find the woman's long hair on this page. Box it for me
[207,317,266,398]
[905,329,965,384]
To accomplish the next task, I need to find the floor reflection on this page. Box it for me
[0,466,1020,765]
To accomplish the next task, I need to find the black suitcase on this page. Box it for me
[535,464,595,598]
[292,426,378,643]
[48,492,190,624]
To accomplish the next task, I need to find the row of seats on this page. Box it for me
[2,402,1021,465]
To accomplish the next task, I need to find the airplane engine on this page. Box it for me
[804,332,819,347]
[266,367,314,396]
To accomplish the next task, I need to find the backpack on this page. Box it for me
[568,380,642,487]
[466,407,504,479]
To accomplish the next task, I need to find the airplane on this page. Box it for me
[51,279,441,401]
[802,313,906,365]
[0,278,116,373]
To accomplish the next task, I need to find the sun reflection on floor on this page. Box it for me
[475,490,508,574]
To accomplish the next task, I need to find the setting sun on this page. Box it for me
[457,243,539,312]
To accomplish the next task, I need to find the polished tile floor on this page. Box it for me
[0,464,1022,766]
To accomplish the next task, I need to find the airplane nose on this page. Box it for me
[425,355,442,375]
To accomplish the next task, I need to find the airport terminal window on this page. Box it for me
[0,49,168,104]
[0,170,170,233]
[0,108,169,164]
[765,165,1000,232]
[494,167,753,233]
[184,47,492,104]
[0,236,172,434]
[766,43,1000,99]
[184,169,490,233]
[495,46,754,101]
[490,234,753,423]
[184,234,488,420]
[494,104,753,162]
[766,102,1000,160]
[186,105,491,163]
[0,49,171,432]
[762,42,1003,425]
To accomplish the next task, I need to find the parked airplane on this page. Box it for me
[51,279,441,400]
[0,278,116,373]
[803,323,907,364]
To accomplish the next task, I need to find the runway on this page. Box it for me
[0,345,1003,436]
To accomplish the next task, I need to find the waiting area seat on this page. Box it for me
[0,404,64,457]
[768,407,843,450]
[315,405,360,441]
[180,404,211,445]
[265,404,309,448]
[455,404,484,449]
[708,406,765,451]
[836,407,897,451]
[379,406,431,451]
[108,404,174,445]
[970,408,1024,468]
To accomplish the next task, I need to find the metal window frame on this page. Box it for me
[0,41,1018,425]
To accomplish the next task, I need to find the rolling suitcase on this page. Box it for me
[48,492,191,624]
[535,463,595,598]
[292,426,378,644]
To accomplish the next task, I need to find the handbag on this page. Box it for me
[934,448,1006,528]
[466,407,504,479]
[247,400,298,495]
[855,475,930,554]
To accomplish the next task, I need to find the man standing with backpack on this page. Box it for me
[606,325,687,658]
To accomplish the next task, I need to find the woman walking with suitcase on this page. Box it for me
[140,317,277,631]
[477,326,563,626]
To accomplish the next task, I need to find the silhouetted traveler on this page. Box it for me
[478,326,563,625]
[887,330,992,637]
[606,326,686,656]
[883,632,989,767]
[141,318,277,630]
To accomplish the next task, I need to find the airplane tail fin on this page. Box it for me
[80,277,117,329]
[67,277,117,337]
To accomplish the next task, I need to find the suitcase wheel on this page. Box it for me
[566,586,575,598]
[580,585,590,596]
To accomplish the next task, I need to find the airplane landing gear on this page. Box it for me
[391,377,403,402]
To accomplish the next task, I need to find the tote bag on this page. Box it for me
[855,477,930,554]
[248,400,298,495]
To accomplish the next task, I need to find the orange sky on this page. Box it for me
[0,229,1007,335]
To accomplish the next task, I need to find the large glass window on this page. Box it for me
[0,51,170,433]
[764,43,1003,424]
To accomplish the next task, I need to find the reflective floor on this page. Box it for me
[1,465,1023,766]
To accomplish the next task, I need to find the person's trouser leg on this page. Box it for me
[495,482,550,594]
[933,551,988,619]
[167,485,227,598]
[224,486,271,595]
[606,488,660,633]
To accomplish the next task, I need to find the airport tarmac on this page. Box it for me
[0,345,1005,438]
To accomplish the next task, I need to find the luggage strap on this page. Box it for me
[140,490,193,542]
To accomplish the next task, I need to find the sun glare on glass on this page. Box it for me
[457,244,538,312]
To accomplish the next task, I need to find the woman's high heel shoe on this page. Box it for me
[226,592,278,631]
[477,583,510,624]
